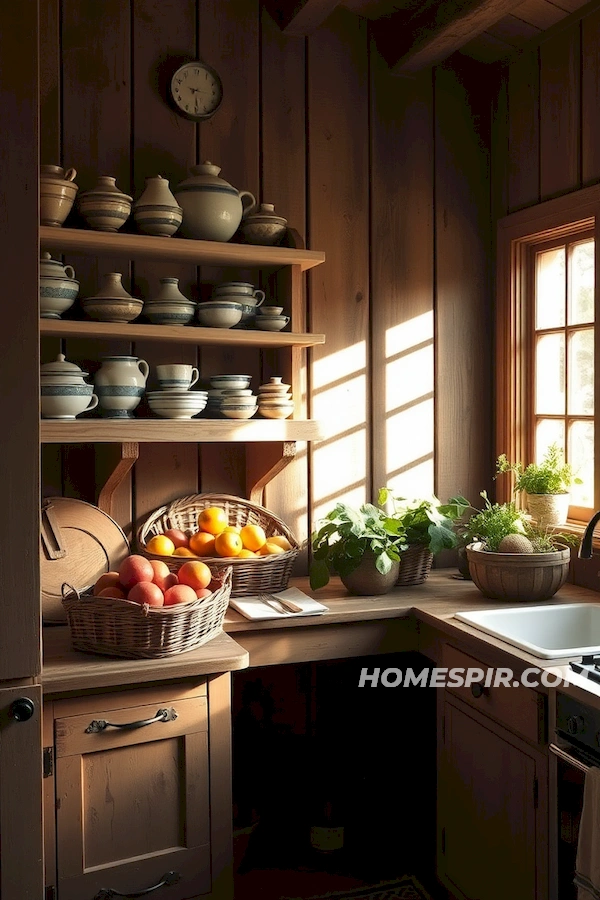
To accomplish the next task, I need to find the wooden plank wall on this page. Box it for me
[40,0,492,563]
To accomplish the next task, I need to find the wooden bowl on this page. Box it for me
[466,543,571,602]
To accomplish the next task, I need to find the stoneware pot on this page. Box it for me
[81,272,142,324]
[525,492,570,527]
[40,353,91,387]
[94,355,149,418]
[133,175,183,237]
[339,551,400,596]
[39,252,79,319]
[196,300,244,328]
[174,161,255,242]
[466,543,571,602]
[240,202,287,246]
[143,277,195,326]
[40,165,78,227]
[78,175,133,232]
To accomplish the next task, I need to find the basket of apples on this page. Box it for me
[61,554,232,658]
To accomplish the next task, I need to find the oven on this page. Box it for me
[550,692,600,900]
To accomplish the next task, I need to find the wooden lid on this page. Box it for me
[40,497,129,624]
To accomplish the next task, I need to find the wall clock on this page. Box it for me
[169,60,223,121]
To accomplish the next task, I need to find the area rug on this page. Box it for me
[283,876,433,900]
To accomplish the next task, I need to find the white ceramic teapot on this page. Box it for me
[174,161,255,242]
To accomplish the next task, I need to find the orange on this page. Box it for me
[214,531,243,557]
[267,535,293,552]
[173,546,196,557]
[258,541,286,556]
[178,560,212,591]
[240,523,267,552]
[198,506,228,535]
[223,525,242,535]
[189,531,216,556]
[238,548,257,558]
[146,534,176,556]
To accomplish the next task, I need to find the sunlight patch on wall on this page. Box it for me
[384,312,434,497]
[312,340,367,515]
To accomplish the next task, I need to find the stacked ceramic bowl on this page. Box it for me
[146,390,208,419]
[208,375,257,420]
[257,376,294,419]
[210,282,266,328]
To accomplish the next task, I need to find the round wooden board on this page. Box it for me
[41,497,130,624]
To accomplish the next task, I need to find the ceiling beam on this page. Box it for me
[374,0,529,76]
[268,0,341,36]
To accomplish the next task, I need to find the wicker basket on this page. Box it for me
[396,543,434,586]
[137,493,299,597]
[61,568,232,659]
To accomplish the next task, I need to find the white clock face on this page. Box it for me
[170,62,223,120]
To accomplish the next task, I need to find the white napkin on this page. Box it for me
[229,587,328,620]
[575,765,600,899]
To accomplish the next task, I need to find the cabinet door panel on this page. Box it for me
[56,723,210,899]
[440,700,538,900]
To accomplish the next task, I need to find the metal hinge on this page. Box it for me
[45,886,56,900]
[43,747,53,778]
[441,827,446,854]
[533,777,539,809]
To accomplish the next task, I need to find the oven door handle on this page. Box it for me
[549,742,593,773]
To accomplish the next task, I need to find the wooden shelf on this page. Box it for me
[40,317,325,347]
[40,418,322,443]
[39,226,326,271]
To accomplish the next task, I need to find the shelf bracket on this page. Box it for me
[246,441,297,506]
[97,442,139,518]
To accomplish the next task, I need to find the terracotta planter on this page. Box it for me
[339,552,400,596]
[525,492,570,527]
[466,543,571,602]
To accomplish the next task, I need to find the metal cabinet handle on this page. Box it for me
[95,870,180,899]
[471,682,486,699]
[85,707,177,734]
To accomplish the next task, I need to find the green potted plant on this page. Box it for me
[463,492,574,601]
[309,501,408,595]
[378,489,470,585]
[496,443,581,526]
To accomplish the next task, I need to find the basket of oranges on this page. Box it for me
[136,493,299,597]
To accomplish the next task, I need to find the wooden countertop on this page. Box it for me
[42,570,600,695]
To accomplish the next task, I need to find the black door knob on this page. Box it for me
[10,697,35,722]
[471,682,485,698]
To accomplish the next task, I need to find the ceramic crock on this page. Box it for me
[94,355,149,418]
[39,252,79,319]
[174,161,256,242]
[40,165,78,227]
[240,202,287,246]
[143,277,196,326]
[78,176,133,232]
[81,272,143,324]
[40,354,97,419]
[133,175,183,237]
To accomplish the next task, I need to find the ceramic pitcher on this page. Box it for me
[94,355,149,418]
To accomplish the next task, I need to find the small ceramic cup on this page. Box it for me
[257,306,284,317]
[156,364,199,391]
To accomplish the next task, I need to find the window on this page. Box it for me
[496,185,600,524]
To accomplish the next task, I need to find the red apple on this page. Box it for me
[127,581,164,607]
[164,584,197,606]
[163,528,189,549]
[119,555,155,590]
[93,571,121,595]
[98,586,127,600]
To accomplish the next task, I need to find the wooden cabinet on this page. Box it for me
[437,645,548,900]
[44,674,233,900]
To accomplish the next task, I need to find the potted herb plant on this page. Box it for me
[309,501,408,596]
[463,492,574,601]
[496,443,581,526]
[378,489,470,585]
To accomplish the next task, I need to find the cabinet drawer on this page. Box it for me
[442,644,545,745]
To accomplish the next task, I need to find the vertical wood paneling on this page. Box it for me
[435,59,493,508]
[197,0,261,497]
[260,7,308,551]
[40,0,60,167]
[491,62,509,222]
[371,45,435,500]
[582,9,600,184]
[508,50,540,210]
[540,25,581,199]
[130,0,200,531]
[308,9,370,520]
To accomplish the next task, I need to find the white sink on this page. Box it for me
[454,604,600,659]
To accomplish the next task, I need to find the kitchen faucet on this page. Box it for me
[579,510,600,558]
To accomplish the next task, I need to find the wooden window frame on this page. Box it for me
[496,184,600,525]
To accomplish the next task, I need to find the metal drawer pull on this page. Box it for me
[549,742,591,773]
[95,870,180,899]
[85,707,178,734]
